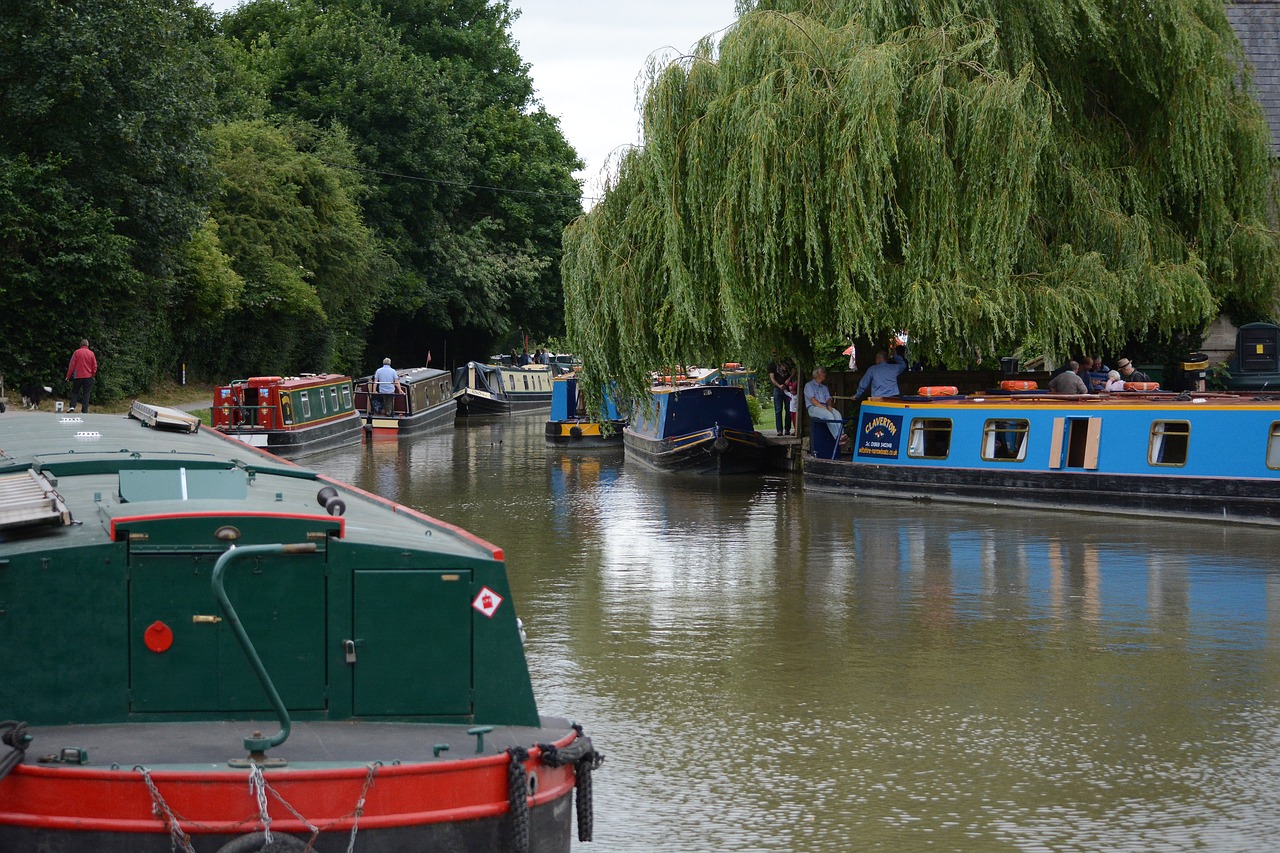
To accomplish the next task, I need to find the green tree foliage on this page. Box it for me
[222,0,582,358]
[187,119,384,377]
[0,156,137,394]
[0,0,218,395]
[563,0,1280,399]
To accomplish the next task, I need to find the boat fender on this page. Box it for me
[570,425,583,438]
[1125,381,1160,391]
[507,747,532,853]
[214,832,309,853]
[713,436,730,452]
[999,380,1038,391]
[917,386,959,397]
[1,720,31,782]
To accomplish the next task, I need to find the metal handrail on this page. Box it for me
[211,542,318,754]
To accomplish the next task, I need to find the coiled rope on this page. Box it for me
[506,746,531,853]
[536,724,605,842]
[0,721,31,782]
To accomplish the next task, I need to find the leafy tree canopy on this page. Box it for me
[563,0,1280,401]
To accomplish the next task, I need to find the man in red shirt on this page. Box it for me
[66,339,98,413]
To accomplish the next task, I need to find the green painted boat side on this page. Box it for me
[0,411,540,729]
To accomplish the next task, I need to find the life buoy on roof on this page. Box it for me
[1125,381,1160,392]
[723,362,741,369]
[247,376,283,386]
[917,386,959,397]
[1000,380,1038,391]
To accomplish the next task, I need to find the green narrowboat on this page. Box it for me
[0,407,601,852]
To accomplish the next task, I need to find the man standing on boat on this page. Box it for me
[65,339,98,413]
[854,348,907,400]
[374,358,402,416]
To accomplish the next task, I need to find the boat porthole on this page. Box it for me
[527,770,539,796]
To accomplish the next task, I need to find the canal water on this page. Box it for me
[310,414,1280,851]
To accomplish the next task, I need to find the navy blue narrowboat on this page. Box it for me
[805,390,1280,524]
[624,383,767,474]
[454,362,554,417]
[545,375,625,450]
[353,366,455,435]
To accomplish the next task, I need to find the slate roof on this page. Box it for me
[1226,0,1280,154]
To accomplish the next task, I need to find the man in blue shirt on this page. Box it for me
[854,349,907,399]
[804,367,842,440]
[373,358,402,416]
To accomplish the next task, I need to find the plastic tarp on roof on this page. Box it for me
[453,362,504,395]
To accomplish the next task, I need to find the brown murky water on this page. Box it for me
[311,413,1280,851]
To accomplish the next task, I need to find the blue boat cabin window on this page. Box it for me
[1268,422,1280,469]
[341,384,352,409]
[982,419,1029,462]
[300,391,312,419]
[908,418,952,459]
[1149,421,1190,466]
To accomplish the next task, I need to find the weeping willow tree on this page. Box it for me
[563,0,1280,400]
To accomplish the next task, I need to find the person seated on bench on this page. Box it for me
[805,367,843,441]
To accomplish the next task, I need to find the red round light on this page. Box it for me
[144,621,174,653]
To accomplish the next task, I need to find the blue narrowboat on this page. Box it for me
[545,374,625,450]
[805,390,1280,524]
[624,383,767,474]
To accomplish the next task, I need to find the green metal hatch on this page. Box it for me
[352,570,473,716]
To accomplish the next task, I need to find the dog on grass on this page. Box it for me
[20,382,53,411]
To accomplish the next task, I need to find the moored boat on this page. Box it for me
[354,365,455,434]
[212,373,363,457]
[0,411,602,852]
[624,382,767,474]
[454,361,554,417]
[805,389,1280,524]
[545,374,625,450]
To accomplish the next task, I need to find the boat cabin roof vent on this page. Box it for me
[0,470,71,531]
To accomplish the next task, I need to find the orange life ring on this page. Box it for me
[1000,380,1038,391]
[1125,381,1160,392]
[917,386,959,397]
[723,362,741,369]
[247,376,283,386]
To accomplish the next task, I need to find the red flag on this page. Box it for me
[426,350,432,365]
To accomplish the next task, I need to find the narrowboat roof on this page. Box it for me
[357,366,449,385]
[0,412,500,563]
[228,373,352,389]
[875,391,1280,410]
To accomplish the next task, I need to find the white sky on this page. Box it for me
[204,1,739,207]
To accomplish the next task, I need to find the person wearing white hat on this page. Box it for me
[1116,357,1150,383]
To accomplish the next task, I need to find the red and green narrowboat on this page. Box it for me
[0,407,602,851]
[212,374,363,457]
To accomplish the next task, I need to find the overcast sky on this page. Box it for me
[203,1,738,206]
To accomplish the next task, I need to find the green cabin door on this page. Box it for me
[129,552,327,713]
[352,570,472,716]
